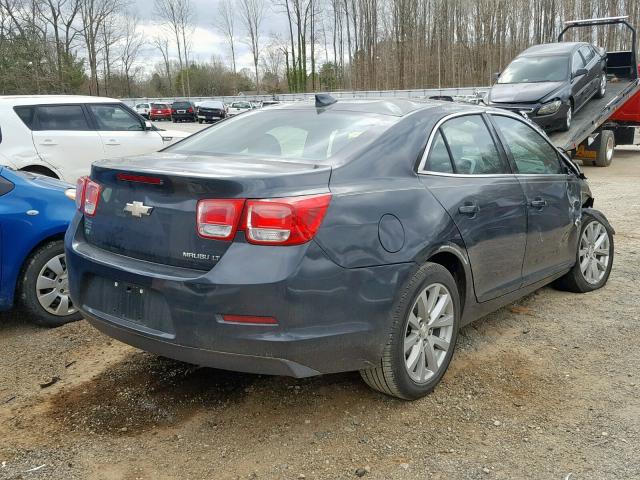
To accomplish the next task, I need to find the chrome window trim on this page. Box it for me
[418,109,522,177]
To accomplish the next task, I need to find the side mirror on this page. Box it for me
[573,68,588,79]
[144,120,153,130]
[598,47,606,58]
[492,72,501,82]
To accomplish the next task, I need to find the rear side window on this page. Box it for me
[492,116,563,174]
[440,115,508,174]
[88,104,143,131]
[36,105,90,131]
[14,106,36,129]
[579,46,595,64]
[425,131,454,173]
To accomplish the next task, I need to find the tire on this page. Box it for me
[198,119,203,124]
[18,240,82,328]
[554,212,614,293]
[172,118,176,123]
[593,130,615,167]
[360,262,460,400]
[559,103,572,132]
[595,71,607,99]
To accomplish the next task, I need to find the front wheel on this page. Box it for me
[360,262,460,400]
[19,240,82,327]
[554,213,614,293]
[559,103,572,132]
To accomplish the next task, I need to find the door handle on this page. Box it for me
[40,139,57,146]
[105,139,121,146]
[458,202,479,215]
[530,198,547,209]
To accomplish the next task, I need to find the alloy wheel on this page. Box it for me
[600,73,607,96]
[404,283,455,383]
[605,135,614,162]
[36,253,76,316]
[579,221,610,285]
[566,106,572,129]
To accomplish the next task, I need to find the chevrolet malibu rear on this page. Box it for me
[65,102,417,380]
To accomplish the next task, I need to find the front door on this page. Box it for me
[31,104,104,182]
[418,114,527,302]
[86,103,162,159]
[571,50,590,110]
[490,114,580,284]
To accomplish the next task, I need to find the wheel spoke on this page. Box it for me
[430,313,454,328]
[47,256,64,276]
[56,295,69,315]
[415,291,429,321]
[424,338,439,373]
[593,231,607,250]
[406,342,422,371]
[407,311,420,330]
[595,248,609,256]
[38,290,58,308]
[416,349,427,381]
[404,332,419,353]
[36,276,57,290]
[580,256,590,273]
[426,285,439,313]
[429,293,449,323]
[431,335,450,351]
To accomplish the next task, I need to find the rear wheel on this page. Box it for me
[595,71,607,99]
[593,130,615,167]
[360,262,460,400]
[19,240,82,327]
[554,213,613,293]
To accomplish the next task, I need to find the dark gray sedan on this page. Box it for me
[488,42,607,131]
[66,98,614,400]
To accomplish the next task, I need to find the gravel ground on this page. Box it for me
[1,149,639,480]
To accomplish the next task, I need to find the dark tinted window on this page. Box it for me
[167,110,395,164]
[426,130,453,173]
[152,103,169,108]
[493,116,563,174]
[440,115,508,174]
[499,56,569,83]
[579,46,595,64]
[173,102,192,108]
[572,51,585,72]
[14,106,36,129]
[88,104,143,131]
[36,105,90,131]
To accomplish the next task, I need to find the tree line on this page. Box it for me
[1,0,639,98]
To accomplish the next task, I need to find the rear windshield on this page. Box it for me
[231,102,251,109]
[165,109,395,164]
[173,102,191,108]
[152,103,169,108]
[499,55,569,83]
[200,102,224,109]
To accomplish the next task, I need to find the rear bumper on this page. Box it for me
[65,215,414,377]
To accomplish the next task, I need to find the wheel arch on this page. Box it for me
[15,233,66,300]
[20,165,60,179]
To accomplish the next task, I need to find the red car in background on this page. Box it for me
[149,103,172,121]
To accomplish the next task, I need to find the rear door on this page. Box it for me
[86,103,164,158]
[418,113,527,302]
[490,114,580,284]
[30,104,104,183]
[579,45,598,96]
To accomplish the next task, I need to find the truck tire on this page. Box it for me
[594,130,615,167]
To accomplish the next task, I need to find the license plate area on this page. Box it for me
[112,281,145,324]
[177,109,186,113]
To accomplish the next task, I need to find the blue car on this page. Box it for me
[66,97,614,399]
[0,166,80,327]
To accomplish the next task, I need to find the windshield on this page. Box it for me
[165,109,395,164]
[232,102,251,109]
[499,55,569,83]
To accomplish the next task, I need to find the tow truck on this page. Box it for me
[545,16,640,166]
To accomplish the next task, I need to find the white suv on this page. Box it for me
[0,96,190,183]
[135,102,151,118]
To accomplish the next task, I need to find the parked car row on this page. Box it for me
[135,99,281,124]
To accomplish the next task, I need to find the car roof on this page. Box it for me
[520,42,587,56]
[0,95,122,105]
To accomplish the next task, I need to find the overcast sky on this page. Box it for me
[132,0,289,73]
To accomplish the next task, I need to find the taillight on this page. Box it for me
[83,179,101,216]
[221,314,278,325]
[196,199,245,240]
[243,194,331,245]
[75,176,87,210]
[187,107,193,113]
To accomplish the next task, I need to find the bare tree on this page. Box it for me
[239,0,266,93]
[152,35,172,94]
[119,15,144,97]
[155,0,194,97]
[216,0,237,74]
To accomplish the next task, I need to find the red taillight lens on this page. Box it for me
[221,314,278,325]
[83,179,101,216]
[187,107,193,113]
[196,199,245,240]
[243,193,331,245]
[75,176,87,210]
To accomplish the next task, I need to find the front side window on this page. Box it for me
[499,56,570,83]
[440,115,507,174]
[492,115,563,174]
[88,104,143,131]
[36,105,90,131]
[166,110,395,164]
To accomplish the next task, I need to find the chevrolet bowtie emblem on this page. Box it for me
[124,201,153,217]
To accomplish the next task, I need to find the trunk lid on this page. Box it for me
[84,152,331,270]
